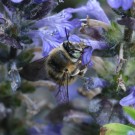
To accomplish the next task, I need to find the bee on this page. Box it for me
[19,41,88,102]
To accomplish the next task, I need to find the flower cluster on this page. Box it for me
[0,0,113,65]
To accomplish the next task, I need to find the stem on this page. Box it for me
[116,24,133,72]
[116,25,133,91]
[123,27,133,58]
[119,43,124,60]
[116,43,126,73]
[123,28,133,43]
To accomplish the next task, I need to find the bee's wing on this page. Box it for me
[19,57,49,81]
[56,86,69,103]
[56,72,69,103]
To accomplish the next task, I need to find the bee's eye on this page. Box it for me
[63,42,70,51]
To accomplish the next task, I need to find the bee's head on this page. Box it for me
[63,41,86,61]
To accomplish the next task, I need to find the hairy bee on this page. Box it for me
[19,41,88,102]
[20,41,87,85]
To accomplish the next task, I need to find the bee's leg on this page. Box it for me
[78,66,87,76]
[65,68,69,101]
[71,65,87,77]
[70,60,82,77]
[70,68,81,76]
[73,65,92,85]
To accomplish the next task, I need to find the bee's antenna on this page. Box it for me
[65,28,70,42]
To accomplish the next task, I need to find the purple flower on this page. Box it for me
[10,0,23,3]
[28,30,62,56]
[82,40,108,65]
[88,77,107,89]
[29,9,81,55]
[107,0,133,10]
[82,47,93,66]
[34,9,81,37]
[128,130,135,135]
[120,86,135,125]
[65,0,110,24]
[120,86,135,107]
[125,113,135,125]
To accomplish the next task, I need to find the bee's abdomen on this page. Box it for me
[47,50,68,72]
[48,71,76,85]
[46,50,76,85]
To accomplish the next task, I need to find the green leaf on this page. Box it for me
[123,106,135,121]
[101,123,135,135]
[4,96,22,107]
[123,75,129,82]
[0,82,12,97]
